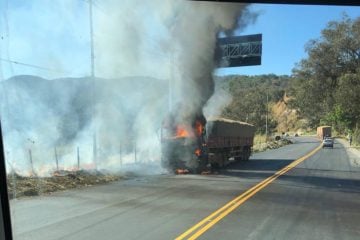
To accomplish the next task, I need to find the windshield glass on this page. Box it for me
[1,1,360,240]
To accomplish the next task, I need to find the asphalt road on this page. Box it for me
[10,136,360,240]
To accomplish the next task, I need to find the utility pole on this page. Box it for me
[88,0,97,170]
[168,70,172,112]
[89,0,95,78]
[168,48,174,113]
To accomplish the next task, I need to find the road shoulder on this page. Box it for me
[337,138,360,167]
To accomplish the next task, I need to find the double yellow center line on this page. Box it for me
[176,144,322,240]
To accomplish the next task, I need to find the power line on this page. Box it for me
[0,57,67,73]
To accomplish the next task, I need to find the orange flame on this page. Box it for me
[175,168,189,174]
[195,148,201,157]
[195,121,204,136]
[176,125,190,138]
[172,120,204,139]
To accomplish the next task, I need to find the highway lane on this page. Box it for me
[10,136,355,240]
[196,138,360,240]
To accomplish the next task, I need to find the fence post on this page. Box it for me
[77,146,80,170]
[29,149,42,195]
[6,153,17,199]
[93,133,97,170]
[54,147,59,171]
[120,143,122,168]
[29,149,35,176]
[12,168,16,199]
[134,140,137,163]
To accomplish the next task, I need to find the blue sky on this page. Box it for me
[0,0,89,79]
[0,1,359,79]
[216,4,360,76]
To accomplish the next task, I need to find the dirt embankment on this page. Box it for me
[7,170,122,199]
[271,93,310,133]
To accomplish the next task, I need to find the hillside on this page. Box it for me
[218,74,296,134]
[1,75,167,144]
[271,93,308,133]
[0,75,168,175]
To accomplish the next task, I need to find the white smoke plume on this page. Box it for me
[0,0,253,176]
[203,78,233,119]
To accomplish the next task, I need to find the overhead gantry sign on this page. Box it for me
[217,33,262,67]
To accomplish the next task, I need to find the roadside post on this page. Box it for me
[77,147,80,170]
[54,147,59,171]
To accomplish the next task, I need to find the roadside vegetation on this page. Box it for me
[289,14,360,144]
[253,134,293,153]
[220,74,292,134]
[7,170,122,199]
[219,14,360,145]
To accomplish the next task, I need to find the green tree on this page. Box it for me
[290,15,360,131]
[321,105,352,133]
[335,72,360,128]
[219,74,290,133]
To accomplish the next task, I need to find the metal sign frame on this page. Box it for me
[217,34,262,67]
[191,0,360,6]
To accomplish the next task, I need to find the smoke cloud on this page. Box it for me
[0,0,252,176]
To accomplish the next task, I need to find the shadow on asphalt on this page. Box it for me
[218,159,294,179]
[278,174,360,193]
[218,160,360,194]
[223,159,294,170]
[292,141,320,144]
[248,179,360,211]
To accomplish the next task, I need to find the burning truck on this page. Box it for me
[161,112,255,173]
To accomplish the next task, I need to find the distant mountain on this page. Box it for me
[0,75,167,144]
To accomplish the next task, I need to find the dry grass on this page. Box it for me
[253,134,293,153]
[253,134,269,152]
[254,134,267,145]
[7,170,122,199]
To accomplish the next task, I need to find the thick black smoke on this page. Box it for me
[0,0,255,175]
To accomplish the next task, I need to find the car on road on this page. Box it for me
[322,137,334,148]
